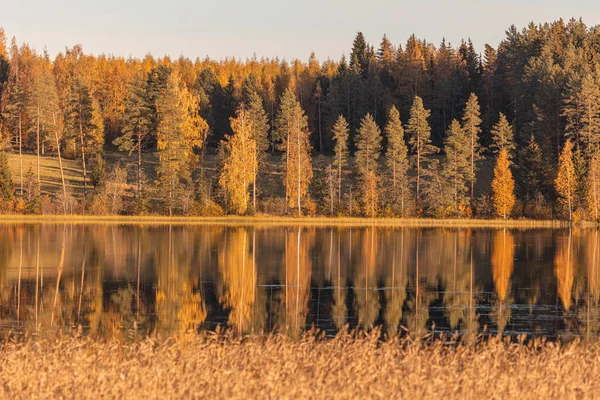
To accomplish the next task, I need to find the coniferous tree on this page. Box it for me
[156,73,205,215]
[555,140,576,221]
[462,93,482,198]
[384,106,409,216]
[490,113,515,159]
[563,73,600,159]
[24,166,41,214]
[113,72,152,202]
[331,115,349,205]
[407,96,437,204]
[355,114,382,217]
[587,151,600,221]
[519,135,548,215]
[65,77,104,206]
[443,119,470,214]
[219,105,257,215]
[491,148,515,219]
[274,88,312,215]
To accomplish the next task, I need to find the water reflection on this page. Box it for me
[2,224,600,341]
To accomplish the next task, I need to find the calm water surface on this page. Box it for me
[1,224,599,340]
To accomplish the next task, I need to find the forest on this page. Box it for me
[0,18,599,220]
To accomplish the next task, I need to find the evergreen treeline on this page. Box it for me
[0,20,599,220]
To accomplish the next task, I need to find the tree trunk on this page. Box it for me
[78,102,88,209]
[37,104,41,184]
[137,129,142,199]
[19,114,23,196]
[297,113,301,216]
[53,114,68,214]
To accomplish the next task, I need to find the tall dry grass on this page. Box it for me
[1,331,599,399]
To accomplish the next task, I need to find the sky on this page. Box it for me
[2,0,600,62]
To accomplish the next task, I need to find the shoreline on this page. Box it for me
[0,214,591,228]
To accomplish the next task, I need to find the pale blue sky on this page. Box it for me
[2,0,600,61]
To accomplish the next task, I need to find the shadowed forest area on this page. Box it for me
[1,19,600,221]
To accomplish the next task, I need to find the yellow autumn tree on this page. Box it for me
[219,106,257,215]
[491,148,515,219]
[555,140,576,221]
[491,229,514,332]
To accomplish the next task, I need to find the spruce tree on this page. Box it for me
[331,115,349,205]
[519,135,547,209]
[462,93,482,198]
[66,77,104,205]
[491,149,515,219]
[407,96,437,203]
[555,140,576,221]
[113,72,152,200]
[490,113,515,159]
[355,113,382,217]
[384,106,409,216]
[443,119,470,214]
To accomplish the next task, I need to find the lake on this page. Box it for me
[1,223,598,341]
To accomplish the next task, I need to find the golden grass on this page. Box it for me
[1,332,598,399]
[0,214,586,228]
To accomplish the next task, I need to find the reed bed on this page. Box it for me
[0,214,585,228]
[1,331,598,399]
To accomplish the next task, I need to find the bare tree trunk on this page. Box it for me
[318,98,322,153]
[297,113,301,216]
[253,146,257,213]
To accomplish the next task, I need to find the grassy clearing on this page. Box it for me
[1,332,598,398]
[0,214,583,228]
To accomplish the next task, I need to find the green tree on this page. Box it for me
[113,72,152,201]
[490,113,515,159]
[384,106,409,216]
[407,96,437,203]
[555,140,576,221]
[563,73,600,159]
[331,115,349,205]
[518,135,549,213]
[156,73,205,215]
[355,114,382,217]
[443,119,470,214]
[65,77,104,205]
[462,93,482,198]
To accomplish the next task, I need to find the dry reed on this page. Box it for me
[1,331,598,399]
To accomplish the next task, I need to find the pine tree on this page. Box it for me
[156,73,205,215]
[491,149,515,219]
[274,88,312,215]
[384,106,409,216]
[377,34,394,65]
[219,105,257,215]
[66,77,104,206]
[588,151,600,221]
[355,114,382,217]
[443,119,470,214]
[555,140,576,221]
[350,32,368,76]
[563,73,600,159]
[407,96,437,203]
[113,72,152,200]
[246,91,270,211]
[0,149,13,203]
[331,115,349,205]
[490,113,515,159]
[462,93,482,198]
